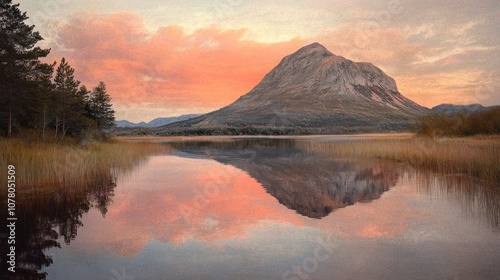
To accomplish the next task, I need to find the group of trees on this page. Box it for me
[416,107,500,137]
[0,0,114,140]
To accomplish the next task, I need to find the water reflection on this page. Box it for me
[0,178,116,280]
[171,139,399,218]
[411,171,500,229]
[1,138,499,279]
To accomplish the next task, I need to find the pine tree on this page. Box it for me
[53,57,83,137]
[0,0,51,137]
[33,62,56,140]
[88,82,115,132]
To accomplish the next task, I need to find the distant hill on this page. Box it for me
[157,42,429,135]
[114,114,200,128]
[431,104,495,114]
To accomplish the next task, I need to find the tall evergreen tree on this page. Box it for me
[88,82,115,132]
[32,62,55,140]
[0,0,51,137]
[53,57,84,137]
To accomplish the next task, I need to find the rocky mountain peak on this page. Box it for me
[293,42,334,57]
[159,43,429,134]
[251,42,400,98]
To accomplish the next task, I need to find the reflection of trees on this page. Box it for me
[413,172,500,230]
[172,139,399,218]
[0,177,116,279]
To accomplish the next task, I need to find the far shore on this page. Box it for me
[115,132,415,142]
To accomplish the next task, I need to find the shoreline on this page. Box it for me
[114,132,415,142]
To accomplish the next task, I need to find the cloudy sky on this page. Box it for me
[17,0,500,122]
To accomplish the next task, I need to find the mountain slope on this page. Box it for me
[159,43,429,134]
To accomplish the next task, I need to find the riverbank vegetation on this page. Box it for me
[300,136,500,184]
[0,139,171,192]
[416,107,500,137]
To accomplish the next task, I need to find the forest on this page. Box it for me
[0,0,115,142]
[416,107,500,137]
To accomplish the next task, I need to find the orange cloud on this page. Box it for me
[50,12,305,113]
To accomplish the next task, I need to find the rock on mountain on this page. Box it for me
[115,114,200,128]
[160,43,429,134]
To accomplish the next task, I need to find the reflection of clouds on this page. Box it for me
[74,149,499,260]
[316,182,428,239]
[74,152,422,256]
[75,153,423,256]
[77,155,304,255]
[49,147,500,280]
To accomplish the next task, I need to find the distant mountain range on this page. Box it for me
[114,114,200,128]
[156,42,429,135]
[430,104,497,114]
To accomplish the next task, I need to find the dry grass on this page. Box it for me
[3,135,499,193]
[298,136,500,183]
[0,139,172,192]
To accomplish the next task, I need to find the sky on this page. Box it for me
[16,0,500,122]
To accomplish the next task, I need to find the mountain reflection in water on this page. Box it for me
[171,139,399,218]
[1,138,499,279]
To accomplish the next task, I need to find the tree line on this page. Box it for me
[416,107,500,137]
[0,0,114,141]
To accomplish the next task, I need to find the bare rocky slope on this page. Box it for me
[157,42,429,135]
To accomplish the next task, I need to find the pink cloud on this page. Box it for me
[49,12,305,110]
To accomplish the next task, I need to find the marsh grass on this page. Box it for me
[0,139,172,193]
[298,136,500,184]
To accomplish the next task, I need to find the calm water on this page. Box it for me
[3,136,500,279]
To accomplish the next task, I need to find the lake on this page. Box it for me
[5,136,500,279]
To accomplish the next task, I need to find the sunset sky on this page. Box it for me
[17,0,500,122]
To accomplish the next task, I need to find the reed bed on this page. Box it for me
[0,139,172,192]
[298,136,500,183]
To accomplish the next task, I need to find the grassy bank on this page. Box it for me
[299,136,500,183]
[117,124,413,137]
[0,139,171,192]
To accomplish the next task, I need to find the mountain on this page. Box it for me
[431,104,494,114]
[114,120,147,128]
[158,42,429,135]
[114,114,200,128]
